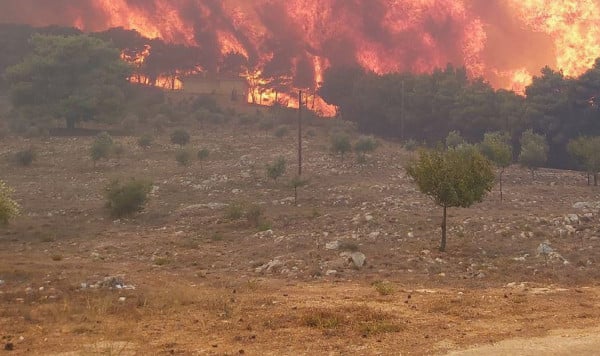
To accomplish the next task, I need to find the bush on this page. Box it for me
[14,148,36,166]
[105,179,152,218]
[112,142,126,158]
[245,204,265,228]
[0,180,20,225]
[137,134,153,149]
[90,132,114,164]
[266,157,286,180]
[404,139,418,151]
[354,136,378,160]
[445,130,465,148]
[170,129,190,146]
[197,148,210,160]
[274,126,289,138]
[225,203,244,221]
[175,149,193,166]
[331,134,352,160]
[259,119,275,134]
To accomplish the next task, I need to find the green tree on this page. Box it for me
[90,132,114,166]
[331,134,352,161]
[354,136,378,161]
[406,147,495,252]
[567,136,600,185]
[519,129,548,179]
[6,34,131,129]
[0,180,20,225]
[170,129,190,146]
[445,130,465,148]
[479,131,512,201]
[266,157,286,180]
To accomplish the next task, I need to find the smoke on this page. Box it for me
[1,0,599,91]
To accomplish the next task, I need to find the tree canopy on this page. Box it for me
[6,34,132,129]
[406,147,495,251]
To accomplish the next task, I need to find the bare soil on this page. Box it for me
[1,121,600,355]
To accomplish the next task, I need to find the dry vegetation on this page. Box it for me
[2,114,600,354]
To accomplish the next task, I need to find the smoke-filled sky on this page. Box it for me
[1,0,600,92]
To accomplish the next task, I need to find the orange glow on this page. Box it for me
[14,0,600,106]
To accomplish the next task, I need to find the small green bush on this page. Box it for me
[245,204,265,228]
[105,179,152,218]
[170,129,191,146]
[0,180,20,225]
[137,134,153,149]
[175,149,193,166]
[197,148,210,160]
[259,119,275,134]
[266,157,286,180]
[225,203,244,221]
[354,136,378,160]
[14,148,36,166]
[112,142,126,158]
[404,139,418,151]
[331,134,352,160]
[90,132,114,164]
[274,126,289,138]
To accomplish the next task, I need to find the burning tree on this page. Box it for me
[6,34,131,129]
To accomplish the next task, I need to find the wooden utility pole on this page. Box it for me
[400,80,406,141]
[298,90,303,176]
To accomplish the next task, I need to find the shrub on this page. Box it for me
[404,139,418,151]
[519,129,548,179]
[175,149,193,166]
[14,148,36,166]
[372,281,395,296]
[90,132,114,164]
[225,203,244,221]
[170,129,190,146]
[259,119,275,135]
[274,126,289,138]
[266,157,286,180]
[105,179,152,218]
[0,180,20,225]
[137,134,153,149]
[445,130,465,148]
[197,148,210,161]
[354,136,378,160]
[331,134,352,160]
[245,204,265,228]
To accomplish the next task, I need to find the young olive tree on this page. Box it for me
[519,129,548,179]
[0,180,20,226]
[479,131,512,201]
[567,136,600,186]
[406,146,495,252]
[331,134,352,161]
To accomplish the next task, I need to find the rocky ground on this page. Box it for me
[1,120,600,354]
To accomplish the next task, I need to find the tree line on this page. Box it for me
[319,63,600,169]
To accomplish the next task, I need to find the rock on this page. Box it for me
[369,231,380,238]
[256,259,284,273]
[365,214,374,222]
[536,242,553,256]
[350,252,366,268]
[118,297,126,302]
[325,270,338,276]
[0,279,4,286]
[407,232,415,238]
[565,214,579,224]
[325,241,340,250]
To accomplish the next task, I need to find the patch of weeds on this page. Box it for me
[175,149,192,166]
[225,203,244,221]
[339,240,360,252]
[14,148,36,166]
[302,310,342,329]
[257,220,272,232]
[211,232,224,242]
[154,257,169,266]
[359,321,403,336]
[51,254,63,261]
[245,204,265,228]
[310,208,321,219]
[372,280,395,296]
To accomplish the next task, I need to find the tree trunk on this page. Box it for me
[531,169,535,180]
[66,117,76,130]
[499,170,504,202]
[595,173,598,187]
[294,186,298,206]
[440,205,447,252]
[587,172,591,186]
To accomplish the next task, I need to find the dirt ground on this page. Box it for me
[1,119,600,355]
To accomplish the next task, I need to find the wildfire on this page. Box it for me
[3,0,600,109]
